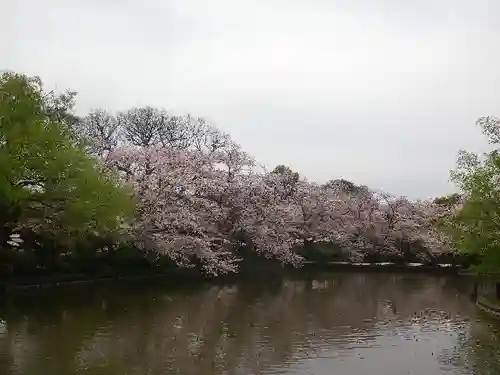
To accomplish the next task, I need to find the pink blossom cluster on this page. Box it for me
[82,108,456,275]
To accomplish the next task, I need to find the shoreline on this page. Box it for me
[476,297,500,319]
[0,261,464,292]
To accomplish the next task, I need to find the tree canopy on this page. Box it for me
[1,70,493,278]
[0,71,133,251]
[442,116,500,273]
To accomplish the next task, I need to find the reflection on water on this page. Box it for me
[0,273,499,374]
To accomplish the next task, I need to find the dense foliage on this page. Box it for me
[1,71,482,279]
[74,88,457,275]
[0,72,134,277]
[441,116,500,274]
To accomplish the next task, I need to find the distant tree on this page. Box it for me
[270,165,300,199]
[433,193,461,207]
[117,106,166,147]
[80,106,234,157]
[158,114,194,150]
[79,109,121,158]
[322,179,369,196]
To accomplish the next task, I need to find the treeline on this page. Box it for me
[0,72,490,280]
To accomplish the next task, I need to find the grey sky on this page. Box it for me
[2,0,500,199]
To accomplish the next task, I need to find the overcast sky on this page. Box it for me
[2,0,500,199]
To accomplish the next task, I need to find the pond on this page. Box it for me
[0,272,499,374]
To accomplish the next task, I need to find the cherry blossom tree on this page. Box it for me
[284,182,344,246]
[81,105,457,272]
[107,147,237,275]
[106,143,304,275]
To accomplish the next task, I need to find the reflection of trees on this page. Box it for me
[0,274,483,375]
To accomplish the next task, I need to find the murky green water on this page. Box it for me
[0,273,499,375]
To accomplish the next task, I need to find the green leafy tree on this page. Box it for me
[445,116,500,274]
[0,71,134,264]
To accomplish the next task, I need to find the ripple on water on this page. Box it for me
[0,273,498,375]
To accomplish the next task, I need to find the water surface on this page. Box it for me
[0,273,499,374]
